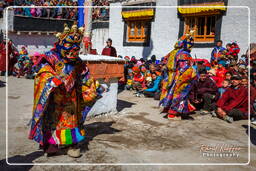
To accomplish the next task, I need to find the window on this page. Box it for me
[122,7,154,46]
[127,20,150,43]
[184,15,216,42]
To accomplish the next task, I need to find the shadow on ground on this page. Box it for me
[0,122,120,169]
[81,121,121,152]
[116,99,136,112]
[0,151,43,171]
[0,80,6,87]
[242,124,256,146]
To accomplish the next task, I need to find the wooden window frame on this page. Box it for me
[184,14,217,43]
[123,18,152,47]
[127,20,149,43]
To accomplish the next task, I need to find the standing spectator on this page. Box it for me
[210,40,226,65]
[101,38,117,57]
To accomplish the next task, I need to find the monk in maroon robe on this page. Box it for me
[101,38,117,57]
[216,75,248,122]
[0,40,18,75]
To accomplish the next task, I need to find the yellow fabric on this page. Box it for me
[60,130,66,144]
[121,9,154,19]
[160,49,178,101]
[178,2,226,14]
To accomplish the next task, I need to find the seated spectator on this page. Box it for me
[30,6,37,17]
[215,60,227,87]
[125,69,133,90]
[130,56,137,65]
[197,61,206,73]
[189,70,218,115]
[216,75,248,123]
[140,65,152,88]
[149,64,161,76]
[143,73,162,100]
[19,46,28,55]
[241,76,248,87]
[226,42,240,63]
[228,64,240,76]
[218,79,231,99]
[238,65,248,77]
[225,72,232,80]
[132,66,145,97]
[207,69,217,83]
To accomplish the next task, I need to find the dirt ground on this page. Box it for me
[0,76,256,171]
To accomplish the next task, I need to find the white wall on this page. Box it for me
[107,0,254,61]
[109,0,180,60]
[91,28,109,54]
[150,0,179,58]
[221,6,249,56]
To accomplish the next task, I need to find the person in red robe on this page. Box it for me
[101,38,117,57]
[0,39,18,75]
[216,75,248,123]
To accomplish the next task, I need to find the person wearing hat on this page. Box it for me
[101,38,117,57]
[216,75,248,123]
[189,69,218,115]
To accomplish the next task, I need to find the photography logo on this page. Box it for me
[200,144,242,158]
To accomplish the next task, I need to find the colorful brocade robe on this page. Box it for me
[28,51,101,146]
[160,37,197,114]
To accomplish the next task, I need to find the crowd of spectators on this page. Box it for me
[92,0,109,21]
[1,36,255,125]
[14,0,78,20]
[1,0,110,21]
[1,0,14,18]
[118,40,255,124]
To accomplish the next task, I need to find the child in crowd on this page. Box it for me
[19,46,28,56]
[218,79,231,99]
[140,65,152,88]
[215,60,227,87]
[132,66,145,97]
[125,69,133,90]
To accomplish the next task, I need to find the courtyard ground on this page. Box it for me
[0,76,256,170]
